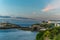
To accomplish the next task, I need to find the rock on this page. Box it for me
[0,23,21,29]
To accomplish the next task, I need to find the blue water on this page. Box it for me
[0,19,40,27]
[0,29,37,40]
[0,18,38,40]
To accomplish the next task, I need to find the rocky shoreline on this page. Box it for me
[0,23,47,31]
[0,23,34,31]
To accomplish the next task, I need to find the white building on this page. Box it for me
[48,20,60,27]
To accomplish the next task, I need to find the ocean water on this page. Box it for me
[0,18,40,27]
[0,29,37,40]
[0,18,38,40]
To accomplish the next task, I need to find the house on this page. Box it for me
[48,20,60,27]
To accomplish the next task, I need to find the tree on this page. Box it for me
[36,31,45,40]
[36,30,51,40]
[43,30,51,40]
[36,27,59,40]
[40,23,54,28]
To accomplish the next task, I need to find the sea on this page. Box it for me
[0,18,40,40]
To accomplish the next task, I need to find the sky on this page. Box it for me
[0,0,60,20]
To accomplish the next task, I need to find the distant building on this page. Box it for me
[48,20,60,27]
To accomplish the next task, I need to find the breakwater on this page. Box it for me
[0,23,34,31]
[0,23,46,31]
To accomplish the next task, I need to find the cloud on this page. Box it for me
[42,0,60,12]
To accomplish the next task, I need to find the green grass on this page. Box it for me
[56,34,60,40]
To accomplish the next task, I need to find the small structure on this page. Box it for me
[48,20,60,27]
[31,24,41,31]
[40,28,46,31]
